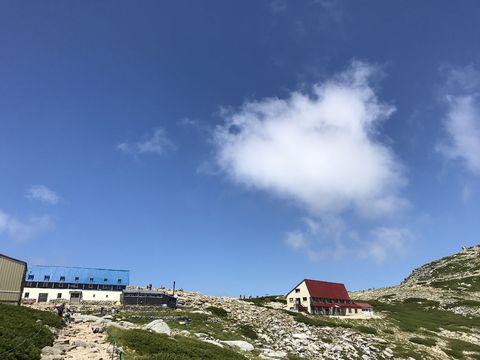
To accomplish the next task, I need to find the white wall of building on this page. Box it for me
[23,287,122,303]
[285,280,311,312]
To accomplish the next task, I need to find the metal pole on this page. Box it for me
[172,281,175,296]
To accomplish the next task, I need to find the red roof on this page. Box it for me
[354,302,373,308]
[304,279,351,301]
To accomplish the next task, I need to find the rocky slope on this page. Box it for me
[37,245,480,360]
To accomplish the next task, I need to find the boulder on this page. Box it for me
[221,340,254,352]
[144,319,171,336]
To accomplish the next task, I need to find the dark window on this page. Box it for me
[75,277,79,281]
[44,275,50,281]
[104,278,108,282]
[303,297,307,301]
[25,292,29,298]
[60,276,65,282]
[295,288,300,293]
[93,294,95,298]
[117,278,122,283]
[90,277,94,282]
[57,293,62,299]
[28,274,34,280]
[106,295,109,298]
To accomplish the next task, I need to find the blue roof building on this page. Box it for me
[26,265,130,286]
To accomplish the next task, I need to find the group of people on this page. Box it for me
[54,303,74,324]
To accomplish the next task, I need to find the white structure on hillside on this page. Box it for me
[22,265,129,304]
[286,279,373,316]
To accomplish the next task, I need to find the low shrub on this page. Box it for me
[108,328,247,359]
[409,337,437,346]
[0,304,64,360]
[238,324,257,340]
[206,306,228,318]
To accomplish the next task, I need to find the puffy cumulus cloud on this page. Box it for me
[118,128,176,157]
[0,210,53,242]
[26,185,60,205]
[437,64,480,176]
[214,61,407,218]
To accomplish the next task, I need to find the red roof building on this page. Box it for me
[286,279,373,316]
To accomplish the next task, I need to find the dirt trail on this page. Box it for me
[42,320,112,360]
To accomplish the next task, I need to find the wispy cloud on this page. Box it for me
[0,210,53,242]
[437,65,480,176]
[285,217,412,263]
[118,128,176,157]
[26,185,60,205]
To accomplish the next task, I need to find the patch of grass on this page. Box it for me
[447,299,480,307]
[365,299,478,333]
[430,275,480,292]
[0,304,64,360]
[238,324,257,340]
[241,295,286,307]
[293,313,377,335]
[402,298,440,307]
[355,325,377,335]
[108,328,248,360]
[409,337,437,346]
[206,306,228,318]
[446,339,480,359]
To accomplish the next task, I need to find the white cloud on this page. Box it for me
[118,128,176,156]
[439,95,480,175]
[26,185,60,205]
[284,231,307,250]
[214,61,407,218]
[0,210,53,242]
[438,65,480,176]
[361,227,412,263]
[285,217,411,263]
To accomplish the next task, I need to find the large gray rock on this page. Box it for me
[221,340,254,352]
[144,319,171,336]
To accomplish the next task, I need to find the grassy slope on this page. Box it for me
[108,328,248,360]
[0,304,64,360]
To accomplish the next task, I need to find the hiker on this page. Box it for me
[56,303,65,317]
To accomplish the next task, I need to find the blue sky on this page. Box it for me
[1,1,480,296]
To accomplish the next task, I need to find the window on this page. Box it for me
[90,277,94,282]
[295,288,300,293]
[302,297,307,301]
[93,294,95,298]
[104,278,108,282]
[355,309,358,314]
[28,274,34,280]
[289,298,293,303]
[117,278,122,284]
[75,277,79,281]
[60,276,65,282]
[25,292,29,298]
[106,295,109,298]
[44,275,50,281]
[57,293,62,299]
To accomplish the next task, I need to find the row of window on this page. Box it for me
[27,274,123,283]
[24,281,125,290]
[24,292,110,300]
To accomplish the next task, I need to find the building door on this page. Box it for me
[69,291,82,303]
[38,293,48,303]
